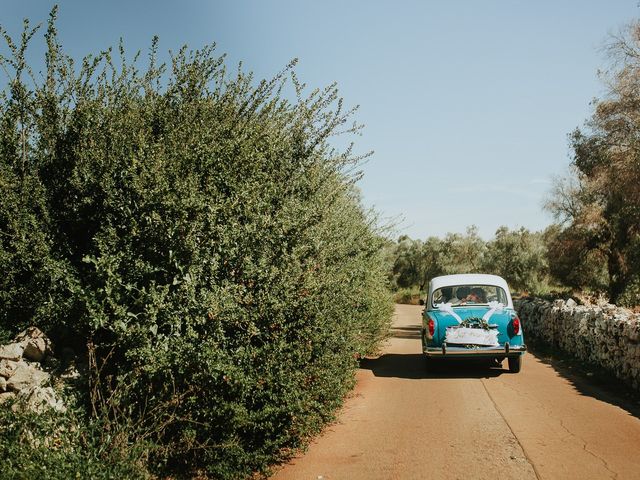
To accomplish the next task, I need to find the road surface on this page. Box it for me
[273,304,640,480]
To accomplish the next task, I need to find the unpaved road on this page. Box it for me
[273,304,640,480]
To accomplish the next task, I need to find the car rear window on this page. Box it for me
[432,285,508,307]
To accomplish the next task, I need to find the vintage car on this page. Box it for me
[421,273,526,373]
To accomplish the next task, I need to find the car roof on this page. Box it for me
[429,274,510,291]
[427,274,513,309]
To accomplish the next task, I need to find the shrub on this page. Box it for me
[0,9,392,478]
[618,278,640,308]
[0,405,152,480]
[393,288,422,305]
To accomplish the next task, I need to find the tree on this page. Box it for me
[482,226,547,292]
[391,235,444,291]
[439,225,486,274]
[391,226,488,293]
[542,224,608,291]
[546,21,640,305]
[390,226,556,295]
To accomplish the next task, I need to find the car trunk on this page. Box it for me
[429,307,523,346]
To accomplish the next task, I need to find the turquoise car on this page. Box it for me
[421,274,526,373]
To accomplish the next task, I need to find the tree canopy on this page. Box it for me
[390,226,548,295]
[545,21,640,306]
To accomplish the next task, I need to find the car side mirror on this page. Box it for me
[419,299,425,306]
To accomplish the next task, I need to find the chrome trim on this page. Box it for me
[425,344,527,357]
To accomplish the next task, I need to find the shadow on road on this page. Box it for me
[370,322,509,379]
[377,318,640,420]
[359,353,507,380]
[529,346,640,421]
[389,324,422,340]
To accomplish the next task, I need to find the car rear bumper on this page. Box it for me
[424,343,527,357]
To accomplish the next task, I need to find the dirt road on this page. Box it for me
[273,304,640,480]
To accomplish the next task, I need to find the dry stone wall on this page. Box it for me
[0,327,66,412]
[514,298,640,391]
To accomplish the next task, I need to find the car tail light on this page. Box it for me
[428,318,435,337]
[513,317,520,335]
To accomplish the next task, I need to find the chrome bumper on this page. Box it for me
[425,343,527,357]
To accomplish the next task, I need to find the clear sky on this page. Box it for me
[2,1,638,239]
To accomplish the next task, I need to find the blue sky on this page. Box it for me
[2,1,638,239]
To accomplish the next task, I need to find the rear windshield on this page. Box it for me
[432,285,508,307]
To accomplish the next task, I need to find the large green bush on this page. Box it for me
[0,406,152,479]
[0,10,392,478]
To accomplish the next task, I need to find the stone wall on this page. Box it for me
[0,327,66,412]
[514,298,640,391]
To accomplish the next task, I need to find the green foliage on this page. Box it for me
[393,287,422,305]
[390,226,550,296]
[619,278,640,308]
[439,226,486,274]
[482,226,548,292]
[0,8,392,478]
[542,224,608,292]
[0,405,152,479]
[458,317,492,330]
[391,226,489,293]
[391,235,444,291]
[544,22,640,306]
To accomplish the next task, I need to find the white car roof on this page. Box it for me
[430,274,510,291]
[428,274,513,308]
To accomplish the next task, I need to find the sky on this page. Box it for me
[2,1,639,239]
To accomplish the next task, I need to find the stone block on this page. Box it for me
[13,385,66,413]
[15,327,53,361]
[0,343,24,361]
[0,359,18,378]
[6,362,50,392]
[23,337,47,362]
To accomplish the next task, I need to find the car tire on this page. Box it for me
[508,355,523,373]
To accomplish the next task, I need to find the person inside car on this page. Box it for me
[465,287,487,303]
[453,286,470,304]
[441,287,455,304]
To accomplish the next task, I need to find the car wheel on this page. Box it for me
[508,355,523,373]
